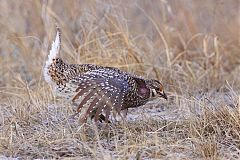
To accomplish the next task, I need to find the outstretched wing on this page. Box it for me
[70,69,129,122]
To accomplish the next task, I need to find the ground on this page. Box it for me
[0,0,240,159]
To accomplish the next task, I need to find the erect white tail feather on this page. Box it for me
[44,27,61,84]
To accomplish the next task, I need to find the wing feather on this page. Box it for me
[70,69,129,122]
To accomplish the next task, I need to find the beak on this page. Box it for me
[161,91,168,100]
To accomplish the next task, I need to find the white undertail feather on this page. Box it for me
[44,27,61,84]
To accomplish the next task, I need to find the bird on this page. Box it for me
[44,27,168,123]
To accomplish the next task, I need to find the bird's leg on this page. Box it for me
[99,114,111,123]
[90,114,111,123]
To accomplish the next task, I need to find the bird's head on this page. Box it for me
[146,79,168,100]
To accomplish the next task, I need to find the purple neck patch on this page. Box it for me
[134,78,150,98]
[138,86,150,98]
[140,87,147,94]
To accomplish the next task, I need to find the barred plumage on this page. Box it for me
[44,28,167,123]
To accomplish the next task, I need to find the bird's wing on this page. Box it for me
[70,69,129,122]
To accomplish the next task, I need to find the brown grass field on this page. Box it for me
[0,0,240,159]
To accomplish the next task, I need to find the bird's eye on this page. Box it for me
[156,87,163,94]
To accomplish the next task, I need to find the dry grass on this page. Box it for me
[0,0,240,159]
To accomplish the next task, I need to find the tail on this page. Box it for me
[44,27,61,84]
